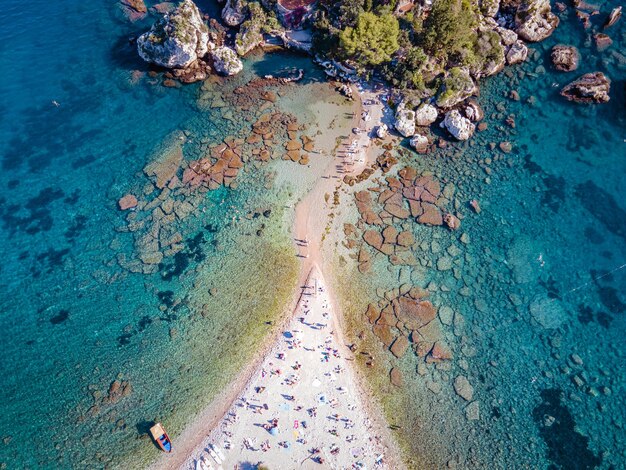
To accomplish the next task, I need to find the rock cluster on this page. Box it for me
[137,0,243,81]
[514,0,559,42]
[560,72,611,103]
[364,288,453,365]
[137,0,210,69]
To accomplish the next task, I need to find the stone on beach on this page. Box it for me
[394,105,416,137]
[414,103,438,126]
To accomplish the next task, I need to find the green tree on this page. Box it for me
[421,0,478,65]
[339,12,400,66]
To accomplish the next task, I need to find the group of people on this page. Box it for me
[192,277,386,469]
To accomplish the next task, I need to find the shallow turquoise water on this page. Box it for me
[333,3,626,468]
[0,1,328,467]
[1,0,625,469]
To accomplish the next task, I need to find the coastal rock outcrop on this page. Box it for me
[514,0,559,42]
[442,110,475,140]
[137,0,209,69]
[211,46,244,76]
[560,72,610,103]
[506,40,528,65]
[436,67,477,108]
[414,103,438,127]
[222,0,246,26]
[551,45,579,71]
[394,106,416,137]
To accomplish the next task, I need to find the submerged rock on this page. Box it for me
[442,110,475,140]
[515,0,559,42]
[551,45,580,72]
[118,194,138,210]
[560,72,610,103]
[137,0,209,69]
[454,375,474,401]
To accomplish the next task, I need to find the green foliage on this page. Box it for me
[421,0,479,65]
[381,46,428,90]
[339,12,400,67]
[436,66,474,107]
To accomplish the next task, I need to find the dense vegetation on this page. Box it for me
[312,0,488,93]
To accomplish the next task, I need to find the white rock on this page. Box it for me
[137,0,209,69]
[410,134,429,153]
[394,106,416,137]
[442,110,475,140]
[415,103,438,126]
[515,0,559,42]
[506,40,529,65]
[464,98,484,122]
[222,0,246,26]
[211,46,244,75]
[497,27,519,46]
[376,124,388,139]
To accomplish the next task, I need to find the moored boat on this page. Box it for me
[150,423,172,453]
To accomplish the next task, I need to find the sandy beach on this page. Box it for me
[180,267,392,470]
[152,85,399,470]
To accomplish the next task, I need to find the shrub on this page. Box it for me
[339,12,400,67]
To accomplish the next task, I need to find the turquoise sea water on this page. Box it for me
[332,2,626,468]
[0,1,345,467]
[1,0,625,469]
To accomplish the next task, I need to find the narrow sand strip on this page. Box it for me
[182,267,390,470]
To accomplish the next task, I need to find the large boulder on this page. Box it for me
[506,40,528,64]
[222,0,246,26]
[497,27,519,46]
[515,0,559,42]
[560,72,611,104]
[442,110,475,140]
[551,45,579,71]
[137,0,209,69]
[414,103,438,126]
[211,46,244,75]
[436,68,477,108]
[394,105,416,137]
